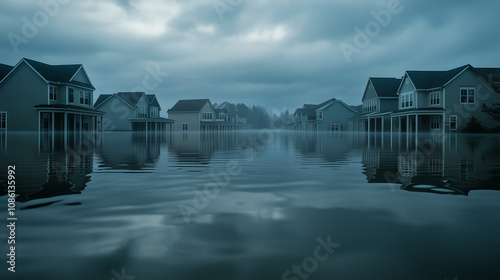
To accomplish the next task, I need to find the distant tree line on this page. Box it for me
[213,102,272,129]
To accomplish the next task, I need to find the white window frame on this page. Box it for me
[460,87,475,104]
[400,92,414,109]
[182,123,188,131]
[430,91,440,106]
[449,115,457,130]
[80,91,91,105]
[49,85,58,101]
[150,107,159,118]
[201,112,213,121]
[318,111,323,120]
[0,112,7,130]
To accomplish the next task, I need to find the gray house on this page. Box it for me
[293,98,357,132]
[94,92,174,133]
[391,65,500,134]
[168,99,241,132]
[0,58,104,146]
[349,77,401,132]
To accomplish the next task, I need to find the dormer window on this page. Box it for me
[49,86,58,101]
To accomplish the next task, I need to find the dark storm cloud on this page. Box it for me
[0,0,498,113]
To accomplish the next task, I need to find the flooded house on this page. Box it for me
[0,58,105,147]
[390,65,500,134]
[94,92,174,135]
[293,98,358,132]
[167,99,242,132]
[349,77,402,132]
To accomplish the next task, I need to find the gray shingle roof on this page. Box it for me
[94,94,112,108]
[116,92,146,108]
[406,65,469,90]
[0,63,14,81]
[146,94,161,108]
[369,77,402,97]
[24,58,95,89]
[168,99,210,112]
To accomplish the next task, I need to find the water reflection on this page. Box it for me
[0,133,94,203]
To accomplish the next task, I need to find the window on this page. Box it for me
[430,116,440,130]
[318,111,323,120]
[363,99,377,113]
[49,86,58,101]
[330,123,340,131]
[182,123,188,131]
[450,115,457,130]
[202,112,213,121]
[137,106,148,117]
[150,107,159,118]
[0,112,6,130]
[460,87,475,104]
[68,88,74,103]
[401,92,414,109]
[80,91,90,105]
[430,91,440,106]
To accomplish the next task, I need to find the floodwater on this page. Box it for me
[0,130,499,280]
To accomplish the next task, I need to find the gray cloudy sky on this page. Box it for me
[1,0,499,115]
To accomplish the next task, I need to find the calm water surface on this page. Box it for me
[1,131,500,280]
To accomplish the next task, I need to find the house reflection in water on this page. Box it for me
[97,132,163,171]
[168,131,239,164]
[361,132,500,195]
[0,133,94,203]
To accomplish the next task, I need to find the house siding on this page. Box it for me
[170,112,201,131]
[444,68,500,131]
[317,102,355,131]
[98,96,135,131]
[0,62,47,131]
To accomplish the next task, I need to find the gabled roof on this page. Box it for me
[0,63,14,81]
[1,58,95,89]
[94,94,113,108]
[369,77,402,98]
[404,64,470,90]
[116,92,147,108]
[94,92,162,109]
[168,99,210,112]
[146,94,161,109]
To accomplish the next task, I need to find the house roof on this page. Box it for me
[405,64,470,90]
[369,77,402,97]
[475,68,500,84]
[116,92,147,108]
[168,99,210,112]
[94,94,113,108]
[0,63,14,81]
[146,94,161,109]
[23,58,95,89]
